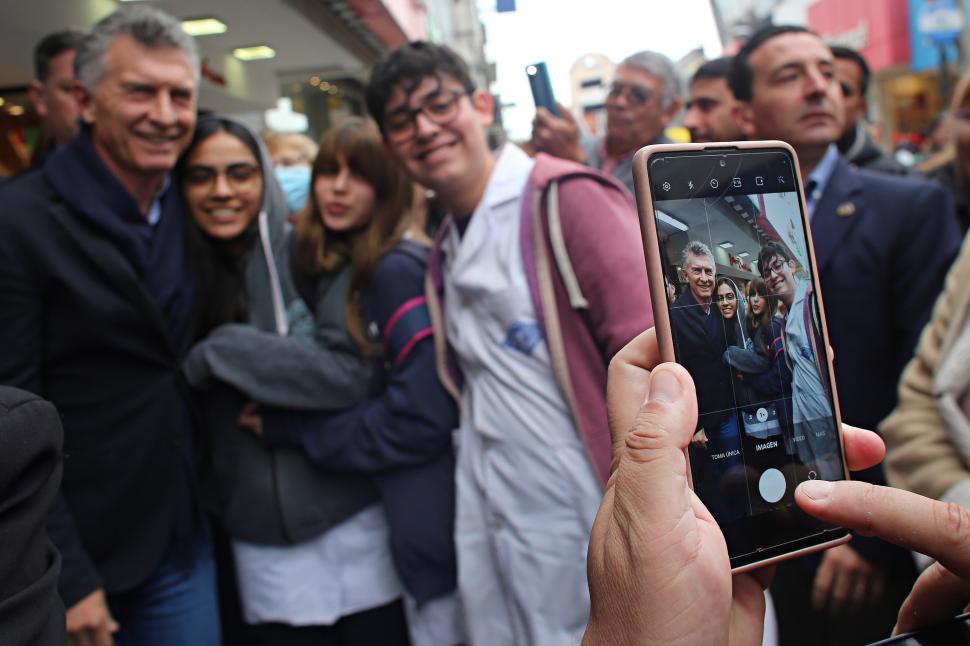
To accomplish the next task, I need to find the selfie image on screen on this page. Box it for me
[648,150,844,561]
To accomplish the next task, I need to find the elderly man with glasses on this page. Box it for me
[531,50,683,195]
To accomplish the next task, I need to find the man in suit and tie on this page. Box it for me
[0,6,220,645]
[729,25,961,645]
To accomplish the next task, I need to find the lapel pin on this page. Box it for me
[836,202,855,217]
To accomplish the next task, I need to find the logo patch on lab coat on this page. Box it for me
[502,321,542,356]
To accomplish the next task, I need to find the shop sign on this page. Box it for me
[826,20,869,50]
[201,58,227,88]
[917,0,963,44]
[908,0,963,71]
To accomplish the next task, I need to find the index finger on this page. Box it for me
[796,480,970,581]
[841,424,885,473]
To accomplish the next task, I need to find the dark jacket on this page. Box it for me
[264,240,458,604]
[0,132,198,607]
[670,289,734,432]
[729,315,793,406]
[811,154,961,561]
[0,387,65,645]
[925,160,970,234]
[837,122,909,176]
[182,118,375,546]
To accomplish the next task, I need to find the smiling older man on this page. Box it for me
[531,49,682,195]
[0,6,217,646]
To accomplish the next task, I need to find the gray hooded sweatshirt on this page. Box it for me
[182,116,376,545]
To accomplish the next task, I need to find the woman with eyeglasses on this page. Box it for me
[691,276,749,522]
[178,115,409,645]
[198,116,459,645]
[724,277,794,448]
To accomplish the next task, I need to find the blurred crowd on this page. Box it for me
[4,5,970,646]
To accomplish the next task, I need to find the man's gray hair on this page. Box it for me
[75,5,199,92]
[620,50,683,109]
[681,240,714,269]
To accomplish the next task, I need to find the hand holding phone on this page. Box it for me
[587,343,970,645]
[530,105,584,163]
[633,141,849,572]
[584,329,886,645]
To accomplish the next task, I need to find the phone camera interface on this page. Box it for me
[651,150,843,562]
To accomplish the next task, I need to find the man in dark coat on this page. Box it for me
[731,25,961,645]
[0,6,220,645]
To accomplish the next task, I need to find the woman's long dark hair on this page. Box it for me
[179,116,265,340]
[715,276,740,347]
[746,277,775,356]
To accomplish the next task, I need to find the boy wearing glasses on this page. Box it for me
[530,50,682,195]
[757,242,840,480]
[365,42,652,645]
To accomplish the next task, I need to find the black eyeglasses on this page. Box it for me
[383,89,472,142]
[184,163,261,190]
[760,258,787,280]
[608,81,654,106]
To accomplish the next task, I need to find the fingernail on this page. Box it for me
[648,367,681,404]
[799,479,834,501]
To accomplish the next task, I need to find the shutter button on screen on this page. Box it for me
[759,468,786,503]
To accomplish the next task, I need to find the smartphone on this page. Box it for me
[869,611,970,645]
[632,141,850,572]
[526,62,560,116]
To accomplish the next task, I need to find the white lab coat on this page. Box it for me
[442,146,603,645]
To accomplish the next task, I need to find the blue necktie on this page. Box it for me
[804,179,818,220]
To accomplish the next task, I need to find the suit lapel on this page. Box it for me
[810,155,864,276]
[48,199,177,353]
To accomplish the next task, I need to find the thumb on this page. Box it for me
[613,363,698,533]
[556,102,575,123]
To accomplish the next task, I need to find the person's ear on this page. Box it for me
[662,96,682,123]
[75,83,96,125]
[27,80,48,117]
[471,89,494,128]
[735,101,757,139]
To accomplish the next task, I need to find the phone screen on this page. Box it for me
[645,147,848,568]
